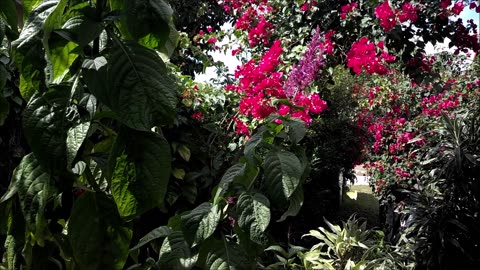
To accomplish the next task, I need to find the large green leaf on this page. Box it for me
[198,237,253,270]
[263,149,302,205]
[181,202,221,245]
[157,231,197,270]
[111,130,172,219]
[0,154,56,240]
[13,1,57,101]
[236,192,270,244]
[68,192,132,270]
[87,42,177,130]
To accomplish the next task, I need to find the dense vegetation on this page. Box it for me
[0,0,479,269]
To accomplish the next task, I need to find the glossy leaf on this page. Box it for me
[263,149,302,205]
[181,202,221,245]
[157,231,197,270]
[236,192,271,244]
[68,192,132,270]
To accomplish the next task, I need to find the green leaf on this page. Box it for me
[178,144,191,162]
[22,0,44,19]
[264,149,302,205]
[56,15,104,47]
[112,0,179,53]
[46,39,79,84]
[198,237,253,270]
[3,210,26,270]
[0,63,7,90]
[68,192,132,270]
[278,185,304,222]
[181,202,221,245]
[244,129,265,164]
[94,42,177,130]
[0,96,9,126]
[111,130,172,219]
[158,231,197,270]
[173,168,186,179]
[213,163,244,203]
[0,0,18,36]
[285,119,306,144]
[13,2,57,101]
[213,162,259,204]
[130,226,171,252]
[236,192,270,244]
[43,0,80,84]
[1,154,56,240]
[23,88,71,172]
[66,92,96,167]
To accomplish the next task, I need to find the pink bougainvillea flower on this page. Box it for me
[452,1,464,15]
[207,37,218,44]
[375,1,396,31]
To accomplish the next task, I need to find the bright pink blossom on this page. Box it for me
[375,1,397,31]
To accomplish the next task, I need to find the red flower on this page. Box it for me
[374,1,397,32]
[452,1,464,15]
[207,37,218,44]
[192,112,203,121]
